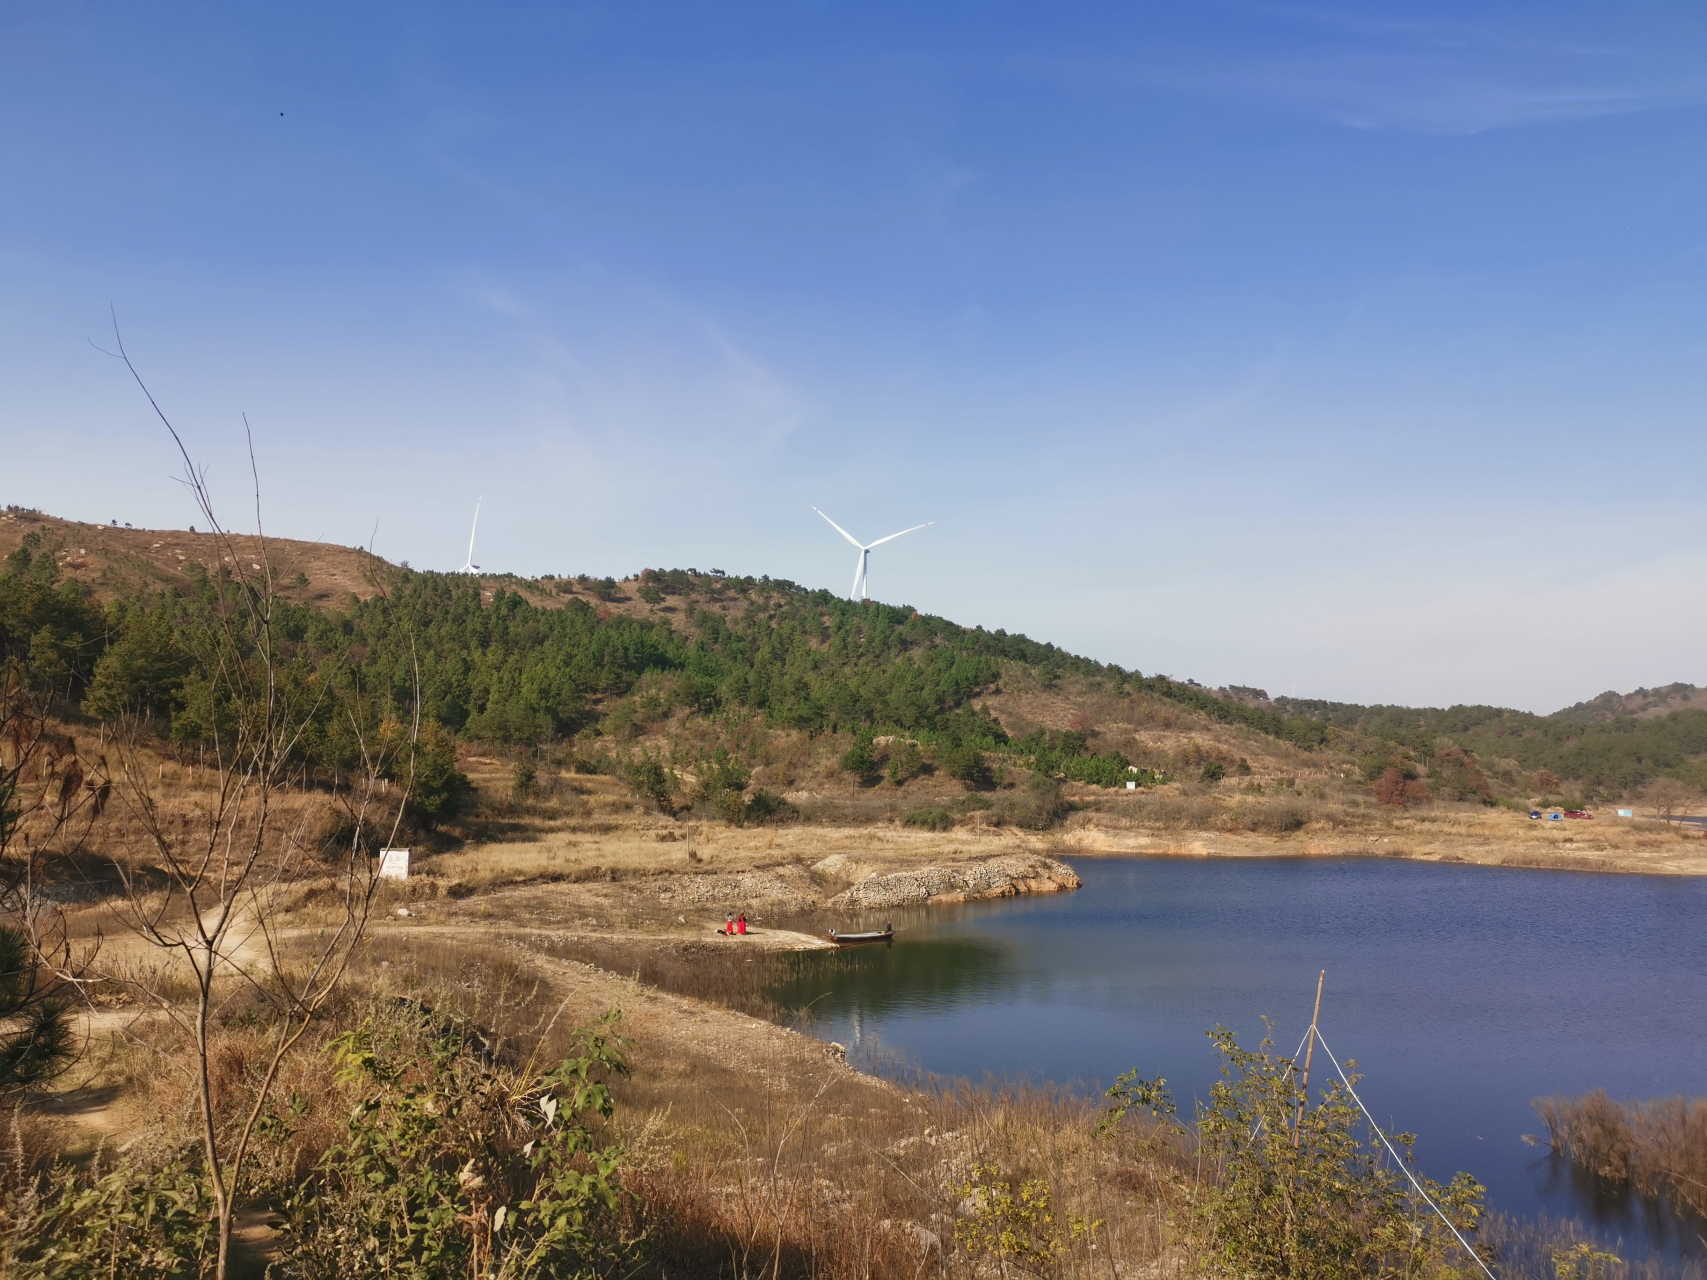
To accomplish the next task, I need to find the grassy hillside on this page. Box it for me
[4,504,1702,810]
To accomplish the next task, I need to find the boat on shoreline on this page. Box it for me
[827,927,894,945]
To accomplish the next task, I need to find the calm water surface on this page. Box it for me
[767,856,1707,1260]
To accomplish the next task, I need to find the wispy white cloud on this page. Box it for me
[1121,4,1707,135]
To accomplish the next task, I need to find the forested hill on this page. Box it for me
[3,507,1705,798]
[0,512,1328,753]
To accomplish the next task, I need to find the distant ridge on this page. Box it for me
[1552,683,1707,723]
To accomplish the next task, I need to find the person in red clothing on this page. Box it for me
[736,913,748,935]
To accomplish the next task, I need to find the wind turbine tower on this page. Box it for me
[813,508,932,601]
[458,496,483,574]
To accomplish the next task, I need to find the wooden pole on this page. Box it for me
[1293,969,1325,1152]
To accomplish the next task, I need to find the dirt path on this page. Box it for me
[375,921,888,1095]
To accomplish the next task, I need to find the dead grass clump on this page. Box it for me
[1120,794,1222,829]
[1536,1089,1707,1219]
[1218,799,1314,834]
[624,1066,1189,1280]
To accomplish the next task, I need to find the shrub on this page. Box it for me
[839,740,881,786]
[278,1006,639,1280]
[1222,801,1310,834]
[886,741,927,786]
[404,724,473,829]
[624,757,673,812]
[1001,775,1070,830]
[1200,761,1225,784]
[588,577,621,602]
[742,788,796,826]
[692,749,786,825]
[1374,767,1430,808]
[953,1162,1096,1270]
[1194,1024,1486,1277]
[0,1155,215,1274]
[512,759,537,799]
[0,925,74,1092]
[901,807,954,832]
[940,745,993,790]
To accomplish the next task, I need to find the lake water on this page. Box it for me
[767,856,1707,1262]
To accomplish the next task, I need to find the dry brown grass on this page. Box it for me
[41,922,1202,1280]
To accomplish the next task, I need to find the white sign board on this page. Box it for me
[379,848,411,880]
[1126,780,1137,790]
[1616,809,1634,818]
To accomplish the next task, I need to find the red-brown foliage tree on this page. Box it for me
[1375,767,1432,808]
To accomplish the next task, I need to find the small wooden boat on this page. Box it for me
[827,927,894,945]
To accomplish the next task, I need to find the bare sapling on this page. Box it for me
[64,326,425,1280]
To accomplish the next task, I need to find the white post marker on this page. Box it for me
[1126,780,1137,790]
[379,848,411,880]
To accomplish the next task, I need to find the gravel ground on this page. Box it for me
[651,853,1081,913]
[655,866,820,911]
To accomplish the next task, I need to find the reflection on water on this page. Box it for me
[767,857,1707,1265]
[769,933,1014,1033]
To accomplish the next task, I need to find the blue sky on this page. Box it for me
[4,2,1706,712]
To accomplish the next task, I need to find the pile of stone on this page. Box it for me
[656,867,818,910]
[824,854,1080,910]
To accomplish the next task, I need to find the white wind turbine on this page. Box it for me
[457,496,482,574]
[813,507,933,601]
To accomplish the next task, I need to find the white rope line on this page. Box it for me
[1309,1027,1497,1280]
[1248,1027,1315,1142]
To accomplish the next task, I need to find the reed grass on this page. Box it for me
[1537,1089,1707,1220]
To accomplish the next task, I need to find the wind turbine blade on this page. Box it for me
[865,521,932,549]
[813,507,865,550]
[464,496,483,570]
[851,550,865,600]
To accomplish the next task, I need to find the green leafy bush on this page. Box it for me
[0,1155,215,1277]
[277,1005,640,1280]
[1193,1024,1486,1278]
[953,1162,1098,1270]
